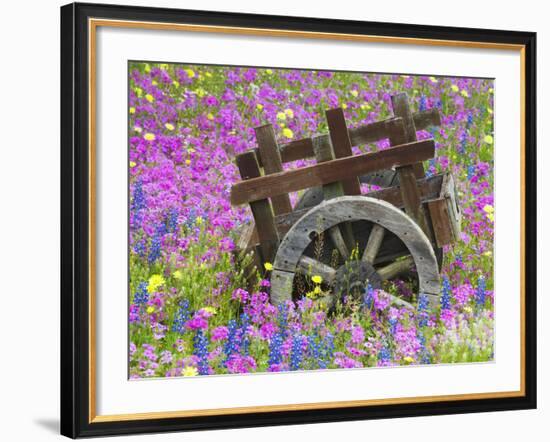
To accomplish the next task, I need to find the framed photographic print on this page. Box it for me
[60,2,537,438]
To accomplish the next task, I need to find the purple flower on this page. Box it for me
[211,326,229,341]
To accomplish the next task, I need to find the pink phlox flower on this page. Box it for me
[211,326,229,341]
[334,352,363,369]
[186,314,208,330]
[231,287,249,302]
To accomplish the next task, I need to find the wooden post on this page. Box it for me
[255,124,293,215]
[235,151,279,265]
[389,94,430,236]
[391,93,425,178]
[325,108,362,195]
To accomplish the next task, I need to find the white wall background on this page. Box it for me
[0,0,546,440]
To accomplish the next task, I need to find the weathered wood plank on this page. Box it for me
[278,137,315,164]
[396,165,430,234]
[234,221,256,251]
[325,108,362,195]
[231,139,435,205]
[348,118,404,146]
[425,172,461,247]
[235,151,279,263]
[427,199,453,248]
[255,124,292,215]
[414,108,441,131]
[391,93,425,178]
[389,94,431,235]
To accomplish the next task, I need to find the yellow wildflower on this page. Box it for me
[129,106,136,114]
[483,205,495,222]
[165,123,175,131]
[264,262,273,271]
[144,64,151,73]
[187,147,196,154]
[342,103,348,110]
[284,108,294,118]
[483,251,493,257]
[282,128,294,139]
[134,87,143,97]
[311,275,323,284]
[134,126,142,133]
[256,103,264,111]
[277,112,287,121]
[464,306,473,314]
[265,69,273,75]
[451,84,459,92]
[203,306,217,315]
[489,87,494,94]
[183,366,198,377]
[145,94,154,103]
[350,90,359,98]
[488,108,493,115]
[429,76,438,83]
[185,68,196,78]
[484,134,494,144]
[403,356,414,363]
[172,80,180,87]
[205,72,212,77]
[144,133,155,141]
[185,159,191,166]
[146,306,155,314]
[460,89,469,98]
[207,113,214,120]
[148,274,166,293]
[313,286,322,295]
[152,80,158,86]
[129,161,137,168]
[195,216,203,226]
[173,270,183,280]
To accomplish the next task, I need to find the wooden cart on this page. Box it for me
[230,93,461,310]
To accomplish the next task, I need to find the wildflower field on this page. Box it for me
[129,62,494,378]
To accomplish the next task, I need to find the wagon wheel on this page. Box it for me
[270,196,440,310]
[294,171,444,270]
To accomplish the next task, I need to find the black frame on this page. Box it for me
[61,2,537,438]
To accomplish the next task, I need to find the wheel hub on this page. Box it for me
[332,260,382,302]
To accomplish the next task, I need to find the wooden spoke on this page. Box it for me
[297,256,337,284]
[328,226,350,260]
[377,256,415,281]
[362,224,385,264]
[388,295,415,310]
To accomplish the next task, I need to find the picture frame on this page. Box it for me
[60,2,537,438]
